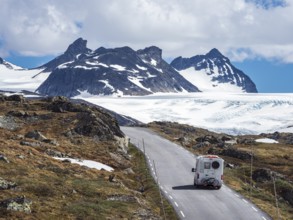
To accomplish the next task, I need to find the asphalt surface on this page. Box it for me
[122,127,272,220]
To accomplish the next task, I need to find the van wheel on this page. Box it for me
[194,182,197,188]
[215,186,221,190]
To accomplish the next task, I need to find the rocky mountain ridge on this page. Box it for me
[1,38,258,96]
[171,48,258,93]
[36,38,200,97]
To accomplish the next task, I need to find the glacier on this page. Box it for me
[74,92,293,135]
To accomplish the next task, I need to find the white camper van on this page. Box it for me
[191,155,224,189]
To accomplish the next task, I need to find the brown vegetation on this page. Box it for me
[0,95,177,219]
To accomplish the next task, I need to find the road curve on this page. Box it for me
[122,127,272,220]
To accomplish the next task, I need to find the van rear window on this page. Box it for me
[204,162,211,169]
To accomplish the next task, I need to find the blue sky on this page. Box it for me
[234,60,293,93]
[1,0,293,93]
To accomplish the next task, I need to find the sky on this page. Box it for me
[0,0,292,93]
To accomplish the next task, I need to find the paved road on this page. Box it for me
[122,127,272,220]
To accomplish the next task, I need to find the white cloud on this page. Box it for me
[0,0,293,62]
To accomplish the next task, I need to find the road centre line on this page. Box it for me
[252,206,258,212]
[174,202,178,207]
[242,199,248,204]
[180,211,185,218]
[164,190,168,194]
[169,195,173,200]
[234,193,240,197]
[262,217,267,220]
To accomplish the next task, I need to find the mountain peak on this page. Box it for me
[206,48,224,58]
[137,46,162,61]
[170,49,258,93]
[65,38,90,55]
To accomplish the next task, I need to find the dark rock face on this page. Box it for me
[170,48,258,93]
[39,38,91,72]
[5,95,25,102]
[74,111,124,140]
[36,38,200,97]
[0,57,3,64]
[47,97,87,113]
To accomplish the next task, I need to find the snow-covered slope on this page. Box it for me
[0,58,49,92]
[74,93,293,135]
[171,49,258,93]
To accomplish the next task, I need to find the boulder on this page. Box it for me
[192,141,210,149]
[0,196,32,213]
[47,96,87,113]
[42,139,59,146]
[196,135,221,144]
[132,208,161,220]
[6,95,25,102]
[226,163,235,169]
[221,135,233,141]
[74,111,124,140]
[0,155,9,163]
[45,149,69,158]
[6,110,28,117]
[0,177,17,190]
[25,130,47,141]
[20,141,41,148]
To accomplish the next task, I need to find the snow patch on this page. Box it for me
[128,76,152,92]
[150,59,157,66]
[255,138,279,144]
[74,65,99,70]
[99,80,115,91]
[110,64,126,71]
[57,61,74,69]
[0,67,49,92]
[136,65,147,70]
[179,67,243,93]
[53,157,114,171]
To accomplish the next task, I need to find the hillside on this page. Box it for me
[0,94,176,219]
[148,121,293,220]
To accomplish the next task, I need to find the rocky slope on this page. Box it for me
[0,94,176,219]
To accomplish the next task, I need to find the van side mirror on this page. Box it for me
[191,168,195,172]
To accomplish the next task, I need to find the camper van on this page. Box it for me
[191,155,224,189]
